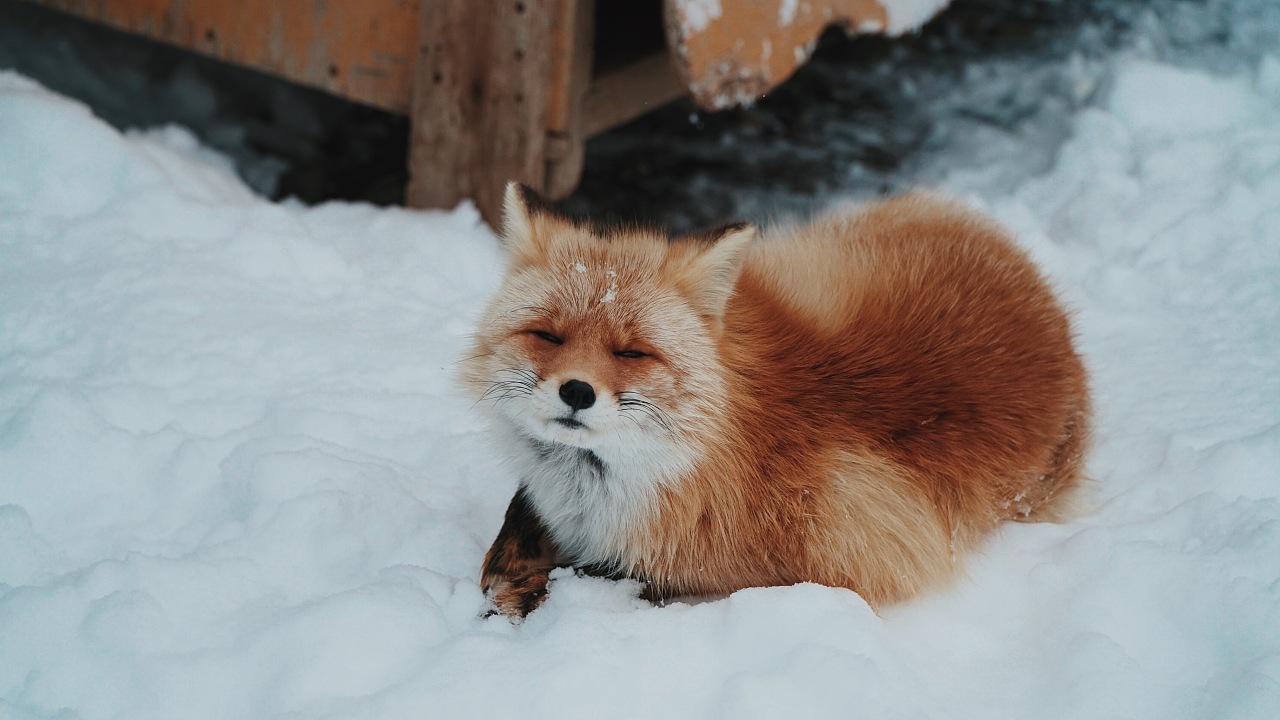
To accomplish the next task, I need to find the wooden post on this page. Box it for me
[543,0,594,200]
[407,0,593,226]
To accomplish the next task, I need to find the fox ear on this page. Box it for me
[500,181,539,261]
[681,222,757,322]
[500,181,569,264]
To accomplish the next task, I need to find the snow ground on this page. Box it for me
[2,5,1280,720]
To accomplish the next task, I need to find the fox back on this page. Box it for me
[463,185,1089,615]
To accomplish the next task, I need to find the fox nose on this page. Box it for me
[558,379,596,411]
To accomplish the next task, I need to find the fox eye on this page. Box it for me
[614,350,648,359]
[529,330,563,345]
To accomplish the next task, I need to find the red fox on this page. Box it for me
[463,183,1089,617]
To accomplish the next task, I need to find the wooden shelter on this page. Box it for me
[18,0,947,224]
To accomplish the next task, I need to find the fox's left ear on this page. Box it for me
[501,181,569,264]
[500,181,539,261]
[681,222,757,322]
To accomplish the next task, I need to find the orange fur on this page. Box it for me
[464,184,1089,615]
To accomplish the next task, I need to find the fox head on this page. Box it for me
[461,183,757,481]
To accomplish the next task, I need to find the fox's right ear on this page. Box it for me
[500,181,551,263]
[674,221,757,328]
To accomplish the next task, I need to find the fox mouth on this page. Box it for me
[553,417,587,430]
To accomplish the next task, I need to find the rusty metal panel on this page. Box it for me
[25,0,421,113]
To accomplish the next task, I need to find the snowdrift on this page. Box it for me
[2,49,1279,719]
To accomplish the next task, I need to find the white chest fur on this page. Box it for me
[495,424,674,569]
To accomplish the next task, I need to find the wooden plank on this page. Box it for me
[542,0,594,199]
[664,0,890,110]
[23,0,421,113]
[584,52,685,137]
[406,0,561,224]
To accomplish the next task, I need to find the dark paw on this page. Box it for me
[485,568,551,619]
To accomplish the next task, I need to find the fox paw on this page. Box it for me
[484,568,551,618]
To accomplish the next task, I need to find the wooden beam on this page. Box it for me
[22,0,421,113]
[664,0,889,110]
[584,52,685,137]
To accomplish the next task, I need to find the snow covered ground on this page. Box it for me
[2,3,1280,719]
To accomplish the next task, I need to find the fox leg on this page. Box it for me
[481,486,559,617]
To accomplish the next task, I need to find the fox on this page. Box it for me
[462,182,1089,618]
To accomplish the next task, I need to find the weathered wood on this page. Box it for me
[585,52,686,137]
[665,0,889,110]
[543,0,595,200]
[406,0,561,224]
[23,0,421,113]
[23,0,948,220]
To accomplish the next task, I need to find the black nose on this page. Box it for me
[558,379,596,411]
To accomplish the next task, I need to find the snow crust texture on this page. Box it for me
[2,20,1280,720]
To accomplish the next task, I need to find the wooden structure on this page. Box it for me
[20,0,944,225]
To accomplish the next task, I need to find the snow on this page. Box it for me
[599,269,620,304]
[3,13,1280,720]
[671,0,724,35]
[881,0,953,35]
[779,0,800,28]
